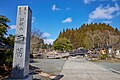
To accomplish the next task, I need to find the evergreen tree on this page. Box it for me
[53,37,73,51]
[0,15,10,43]
[54,23,120,49]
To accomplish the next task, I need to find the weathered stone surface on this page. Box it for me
[12,6,32,79]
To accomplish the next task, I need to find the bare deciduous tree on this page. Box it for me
[86,30,120,49]
[30,28,46,54]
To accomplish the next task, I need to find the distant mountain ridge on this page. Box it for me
[54,23,120,49]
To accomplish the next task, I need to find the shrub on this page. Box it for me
[100,54,108,60]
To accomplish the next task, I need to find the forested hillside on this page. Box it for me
[53,23,120,50]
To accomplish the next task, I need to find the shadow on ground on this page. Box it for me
[30,65,64,80]
[52,75,64,80]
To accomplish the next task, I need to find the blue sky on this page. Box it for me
[0,0,120,44]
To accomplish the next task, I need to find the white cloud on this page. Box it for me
[42,32,51,37]
[66,7,71,11]
[103,21,112,24]
[83,0,96,4]
[9,25,16,30]
[87,19,92,24]
[115,11,120,16]
[89,3,120,20]
[62,17,72,23]
[52,4,61,11]
[44,39,54,44]
[87,3,120,23]
[32,17,35,23]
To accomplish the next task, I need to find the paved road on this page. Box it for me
[60,58,120,80]
[94,62,120,72]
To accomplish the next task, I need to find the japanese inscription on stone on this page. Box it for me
[12,6,32,79]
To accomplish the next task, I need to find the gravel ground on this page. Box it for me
[94,62,120,72]
[30,59,66,80]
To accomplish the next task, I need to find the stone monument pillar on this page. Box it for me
[12,6,32,79]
